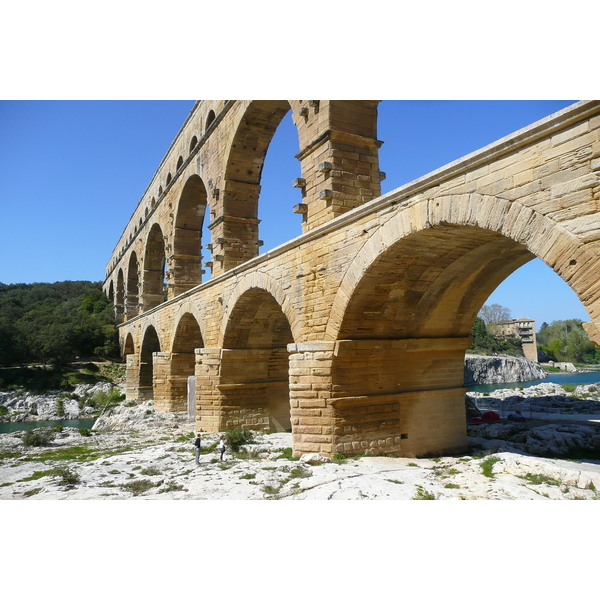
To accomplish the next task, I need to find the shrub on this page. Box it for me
[52,466,80,487]
[87,387,125,409]
[22,428,55,447]
[121,479,156,496]
[79,427,91,437]
[140,466,161,476]
[262,483,282,496]
[0,405,9,416]
[225,427,254,453]
[413,486,436,500]
[289,465,311,479]
[160,481,184,493]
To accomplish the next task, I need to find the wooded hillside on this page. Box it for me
[0,281,118,366]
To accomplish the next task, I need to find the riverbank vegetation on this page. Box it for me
[536,319,600,365]
[0,361,125,393]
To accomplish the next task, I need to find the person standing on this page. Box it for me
[218,435,226,461]
[194,432,201,465]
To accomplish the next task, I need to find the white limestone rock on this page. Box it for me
[300,453,331,465]
[464,354,547,385]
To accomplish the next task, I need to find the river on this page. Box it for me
[467,369,600,394]
[0,418,96,434]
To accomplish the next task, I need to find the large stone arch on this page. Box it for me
[141,223,167,311]
[220,271,300,347]
[214,101,302,272]
[125,251,139,319]
[123,332,135,358]
[326,193,600,342]
[115,269,125,324]
[139,324,161,402]
[107,279,114,304]
[172,174,209,295]
[153,312,205,413]
[321,192,600,457]
[196,285,295,432]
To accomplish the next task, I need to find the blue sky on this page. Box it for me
[0,99,591,330]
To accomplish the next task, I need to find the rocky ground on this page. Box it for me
[467,381,600,415]
[2,382,600,500]
[0,382,114,422]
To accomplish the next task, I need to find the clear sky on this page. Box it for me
[0,99,588,330]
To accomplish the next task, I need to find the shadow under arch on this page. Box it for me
[164,312,205,414]
[115,269,125,323]
[219,286,295,432]
[123,332,135,358]
[142,223,166,311]
[139,325,161,402]
[173,175,208,295]
[126,251,139,319]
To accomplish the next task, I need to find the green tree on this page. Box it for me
[537,319,599,364]
[0,281,119,367]
[478,303,512,335]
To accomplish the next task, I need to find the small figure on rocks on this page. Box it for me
[218,435,226,461]
[194,432,201,465]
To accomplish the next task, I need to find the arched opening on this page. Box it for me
[139,325,161,401]
[475,257,594,364]
[169,313,204,415]
[142,223,167,311]
[126,252,139,319]
[123,332,135,358]
[176,156,183,170]
[332,224,536,457]
[220,101,300,271]
[107,280,114,304]
[205,110,216,131]
[115,270,125,323]
[173,175,208,294]
[257,110,303,252]
[166,173,172,185]
[189,136,198,153]
[221,288,294,431]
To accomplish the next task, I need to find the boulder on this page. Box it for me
[465,354,547,385]
[300,453,331,465]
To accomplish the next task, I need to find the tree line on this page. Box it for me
[537,319,600,364]
[0,281,119,367]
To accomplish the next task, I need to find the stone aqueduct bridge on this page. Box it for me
[104,100,600,458]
